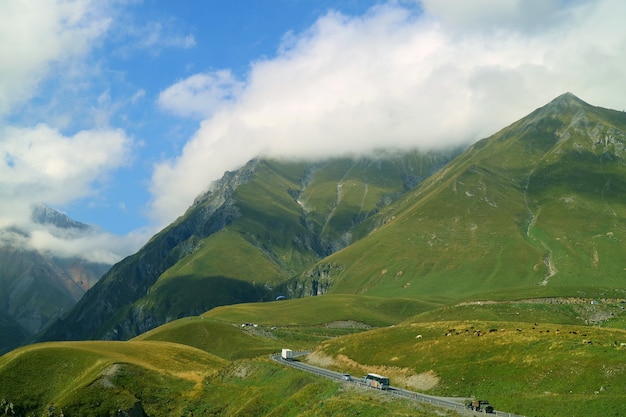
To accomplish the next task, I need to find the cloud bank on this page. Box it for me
[151,0,626,226]
[0,0,135,263]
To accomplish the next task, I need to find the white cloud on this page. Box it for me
[0,0,111,115]
[158,70,243,119]
[419,0,586,34]
[112,17,196,58]
[0,222,145,265]
[149,0,626,226]
[1,124,130,203]
[137,21,196,50]
[28,226,145,264]
[0,124,134,261]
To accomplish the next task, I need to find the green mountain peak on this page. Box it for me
[548,91,588,107]
[320,93,626,300]
[34,93,626,343]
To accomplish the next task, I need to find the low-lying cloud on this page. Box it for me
[0,221,144,265]
[151,0,626,226]
[0,125,134,263]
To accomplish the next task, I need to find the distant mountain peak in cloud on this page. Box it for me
[30,204,90,231]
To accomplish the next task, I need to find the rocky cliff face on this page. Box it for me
[281,263,344,297]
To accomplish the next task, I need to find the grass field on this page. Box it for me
[135,294,440,359]
[0,336,456,417]
[307,301,626,417]
[4,298,626,416]
[201,294,440,326]
[0,340,226,416]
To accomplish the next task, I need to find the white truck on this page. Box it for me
[281,348,294,360]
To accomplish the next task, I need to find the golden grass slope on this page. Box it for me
[0,340,226,415]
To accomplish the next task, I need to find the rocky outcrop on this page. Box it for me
[282,263,344,297]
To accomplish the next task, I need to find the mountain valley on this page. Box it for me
[2,93,626,416]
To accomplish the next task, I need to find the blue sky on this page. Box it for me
[1,0,626,263]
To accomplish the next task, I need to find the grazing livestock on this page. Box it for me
[415,334,423,339]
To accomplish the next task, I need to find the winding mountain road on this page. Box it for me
[271,352,526,417]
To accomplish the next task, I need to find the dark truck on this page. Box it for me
[466,399,494,413]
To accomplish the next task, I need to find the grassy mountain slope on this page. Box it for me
[3,295,444,416]
[7,93,626,416]
[134,294,440,359]
[0,339,226,416]
[0,343,446,417]
[317,93,626,301]
[6,298,626,416]
[38,151,455,342]
[308,301,626,416]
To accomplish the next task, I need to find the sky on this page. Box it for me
[1,0,625,264]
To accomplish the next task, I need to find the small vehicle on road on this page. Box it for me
[466,399,494,413]
[362,373,390,390]
[342,374,352,381]
[281,348,294,360]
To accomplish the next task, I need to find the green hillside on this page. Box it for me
[13,93,626,416]
[38,150,455,342]
[1,306,459,417]
[318,93,626,301]
[135,294,439,359]
[308,301,626,416]
[0,340,226,416]
[5,297,626,416]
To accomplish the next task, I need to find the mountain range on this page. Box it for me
[2,92,626,416]
[38,150,458,341]
[37,92,626,344]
